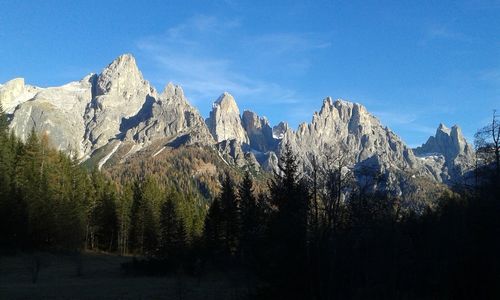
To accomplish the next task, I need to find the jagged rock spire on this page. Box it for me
[206,92,249,144]
[83,53,156,152]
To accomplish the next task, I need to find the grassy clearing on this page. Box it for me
[0,251,254,299]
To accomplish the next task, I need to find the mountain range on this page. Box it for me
[0,54,475,192]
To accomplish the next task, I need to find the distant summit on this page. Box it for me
[206,92,249,144]
[414,123,474,183]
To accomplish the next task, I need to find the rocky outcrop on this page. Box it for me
[272,122,288,140]
[282,98,422,181]
[8,75,94,155]
[0,78,41,114]
[124,83,214,146]
[216,139,259,171]
[414,124,475,183]
[206,92,249,145]
[241,110,277,152]
[83,54,157,153]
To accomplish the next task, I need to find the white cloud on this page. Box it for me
[135,14,330,112]
[419,23,474,46]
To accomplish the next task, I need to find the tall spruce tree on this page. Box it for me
[0,101,24,248]
[129,180,158,255]
[219,173,240,257]
[158,197,187,260]
[117,183,133,255]
[268,143,310,297]
[238,171,259,261]
[96,187,119,251]
[203,197,223,258]
[0,101,8,133]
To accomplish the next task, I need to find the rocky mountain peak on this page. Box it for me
[242,110,277,152]
[3,78,24,90]
[84,53,156,153]
[0,78,40,113]
[319,96,334,114]
[436,123,452,137]
[162,82,184,99]
[95,53,146,97]
[272,122,289,139]
[450,125,464,142]
[106,53,138,73]
[414,123,474,182]
[206,92,249,144]
[416,123,472,157]
[281,97,420,187]
[242,110,267,129]
[437,122,448,131]
[213,92,240,114]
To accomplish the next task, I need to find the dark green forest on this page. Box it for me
[0,102,499,299]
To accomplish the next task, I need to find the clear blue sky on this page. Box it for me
[1,0,499,146]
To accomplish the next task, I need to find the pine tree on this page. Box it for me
[203,198,223,257]
[270,144,309,240]
[268,143,310,296]
[87,168,106,249]
[95,186,118,251]
[0,101,8,134]
[0,102,25,248]
[219,173,240,256]
[117,183,133,255]
[159,197,187,260]
[16,129,54,247]
[129,180,158,255]
[239,171,259,260]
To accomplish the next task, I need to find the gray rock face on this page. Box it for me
[241,110,277,152]
[216,139,247,167]
[215,139,259,172]
[83,54,157,153]
[272,122,288,140]
[8,75,94,155]
[281,98,423,182]
[124,83,214,146]
[206,92,249,144]
[0,78,41,114]
[414,124,474,183]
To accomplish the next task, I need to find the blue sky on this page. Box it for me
[1,0,499,146]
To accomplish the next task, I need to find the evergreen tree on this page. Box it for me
[129,180,158,255]
[268,143,310,297]
[218,173,240,257]
[158,197,187,260]
[16,129,54,247]
[203,198,224,258]
[0,101,8,134]
[238,171,259,261]
[87,168,106,249]
[0,106,27,249]
[94,186,118,251]
[270,144,309,249]
[117,183,133,255]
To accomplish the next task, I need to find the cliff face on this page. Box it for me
[205,92,249,145]
[123,83,214,147]
[83,54,157,154]
[414,124,475,183]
